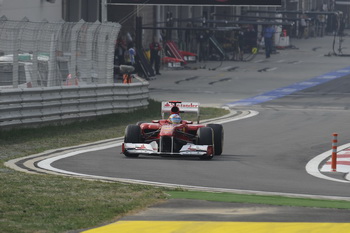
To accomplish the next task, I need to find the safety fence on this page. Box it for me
[0,82,149,128]
[0,16,120,88]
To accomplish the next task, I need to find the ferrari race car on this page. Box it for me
[122,101,224,160]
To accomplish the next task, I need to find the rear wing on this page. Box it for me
[161,101,200,123]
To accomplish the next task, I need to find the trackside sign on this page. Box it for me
[161,101,200,114]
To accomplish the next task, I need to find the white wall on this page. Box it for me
[0,0,62,22]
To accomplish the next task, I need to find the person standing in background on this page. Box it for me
[263,25,275,59]
[299,14,307,39]
[127,42,136,66]
[149,38,162,75]
[238,30,245,61]
[116,37,126,65]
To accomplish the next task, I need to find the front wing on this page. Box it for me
[122,141,213,156]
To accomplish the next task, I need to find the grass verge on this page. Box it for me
[0,99,229,233]
[2,99,350,233]
[167,191,350,209]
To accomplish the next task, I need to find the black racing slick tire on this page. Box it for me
[197,127,214,160]
[207,124,224,155]
[124,124,143,157]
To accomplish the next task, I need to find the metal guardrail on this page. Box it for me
[0,81,149,128]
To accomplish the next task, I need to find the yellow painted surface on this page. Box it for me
[83,221,350,233]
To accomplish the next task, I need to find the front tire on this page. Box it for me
[197,127,213,160]
[124,124,143,157]
[207,124,224,155]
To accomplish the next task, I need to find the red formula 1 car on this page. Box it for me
[122,101,224,160]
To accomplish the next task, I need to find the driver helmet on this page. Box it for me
[168,114,182,124]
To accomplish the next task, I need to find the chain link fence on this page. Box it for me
[0,16,121,89]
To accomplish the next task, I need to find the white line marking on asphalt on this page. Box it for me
[320,151,350,173]
[346,173,350,180]
[30,109,350,199]
[37,143,119,176]
[266,67,277,71]
[38,110,259,176]
[211,110,259,124]
[37,129,350,201]
[305,143,350,183]
[337,69,350,73]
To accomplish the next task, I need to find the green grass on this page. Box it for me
[1,173,166,233]
[0,99,226,161]
[2,100,350,233]
[0,99,229,233]
[167,190,350,209]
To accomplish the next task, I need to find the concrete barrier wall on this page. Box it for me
[0,82,149,128]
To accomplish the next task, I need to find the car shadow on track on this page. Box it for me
[122,154,256,162]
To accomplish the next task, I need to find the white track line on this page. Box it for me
[38,134,350,201]
[37,143,120,176]
[33,109,350,199]
[305,143,350,183]
[37,110,259,175]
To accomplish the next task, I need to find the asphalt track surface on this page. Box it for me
[8,34,350,232]
[49,35,350,197]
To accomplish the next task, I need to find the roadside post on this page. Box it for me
[331,133,338,172]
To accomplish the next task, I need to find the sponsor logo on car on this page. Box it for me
[163,102,199,108]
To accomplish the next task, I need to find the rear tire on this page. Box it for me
[124,124,143,157]
[197,127,213,160]
[207,124,224,155]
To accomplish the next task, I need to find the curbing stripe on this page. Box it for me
[305,143,350,183]
[81,221,350,233]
